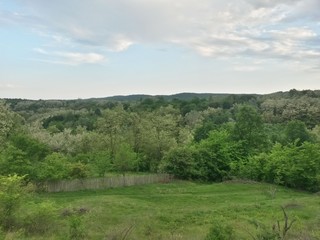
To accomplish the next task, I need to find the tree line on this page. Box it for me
[1,89,320,192]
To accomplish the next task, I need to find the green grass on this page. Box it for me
[31,181,320,239]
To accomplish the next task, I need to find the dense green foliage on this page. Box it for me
[238,142,320,192]
[0,175,58,236]
[1,90,320,238]
[1,89,320,192]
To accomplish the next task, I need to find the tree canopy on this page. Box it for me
[1,89,320,191]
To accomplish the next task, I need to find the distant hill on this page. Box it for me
[100,92,249,101]
[4,89,320,104]
[3,89,320,114]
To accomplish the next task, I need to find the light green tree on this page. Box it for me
[97,105,128,158]
[89,151,113,177]
[139,106,179,171]
[0,102,15,146]
[114,143,137,175]
[36,153,70,181]
[0,175,32,230]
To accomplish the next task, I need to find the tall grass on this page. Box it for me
[38,181,320,239]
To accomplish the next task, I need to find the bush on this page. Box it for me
[236,153,268,182]
[0,175,58,237]
[196,130,242,181]
[264,143,320,191]
[69,162,89,179]
[69,215,87,240]
[161,130,243,182]
[114,143,138,174]
[160,147,198,179]
[237,142,320,192]
[0,175,32,230]
[22,201,58,236]
[205,218,235,240]
[36,152,70,181]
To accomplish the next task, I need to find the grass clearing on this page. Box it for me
[34,181,320,239]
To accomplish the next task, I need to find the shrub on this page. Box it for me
[196,130,242,181]
[161,130,243,182]
[0,175,32,230]
[35,152,70,181]
[69,162,89,179]
[237,142,320,192]
[205,218,235,240]
[160,147,198,179]
[68,215,87,240]
[22,201,58,236]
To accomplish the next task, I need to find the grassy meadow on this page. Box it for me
[28,181,320,240]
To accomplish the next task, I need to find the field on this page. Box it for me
[31,181,320,240]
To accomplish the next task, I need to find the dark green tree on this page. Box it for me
[198,130,241,181]
[285,120,312,145]
[9,134,50,162]
[0,145,31,177]
[160,147,197,179]
[232,105,266,155]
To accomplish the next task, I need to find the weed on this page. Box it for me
[275,206,296,239]
[69,215,87,240]
[265,187,277,199]
[205,218,235,240]
[104,224,135,240]
[248,206,296,240]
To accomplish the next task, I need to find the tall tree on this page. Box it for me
[232,105,266,155]
[0,102,15,147]
[139,106,179,171]
[96,105,128,158]
[285,120,312,145]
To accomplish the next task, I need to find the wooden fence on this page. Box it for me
[43,174,173,192]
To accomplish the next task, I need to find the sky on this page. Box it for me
[0,0,320,100]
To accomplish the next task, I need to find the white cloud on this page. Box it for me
[0,83,19,90]
[106,35,134,52]
[245,0,301,8]
[56,52,105,64]
[2,0,319,69]
[33,48,106,65]
[270,27,317,40]
[234,66,260,72]
[33,48,47,54]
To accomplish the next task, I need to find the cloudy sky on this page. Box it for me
[1,0,320,99]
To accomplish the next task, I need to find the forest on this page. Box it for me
[1,89,320,238]
[1,89,320,190]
